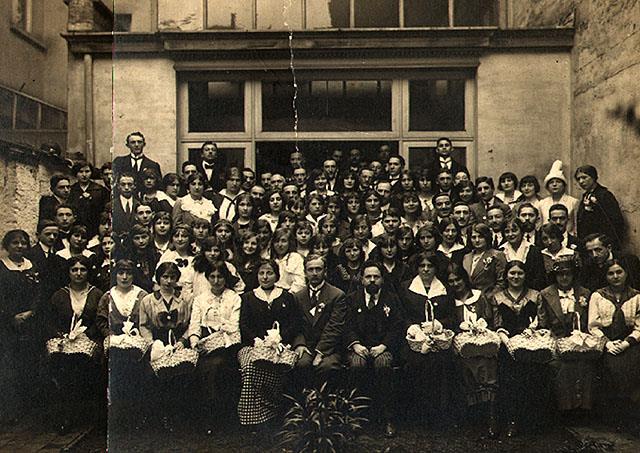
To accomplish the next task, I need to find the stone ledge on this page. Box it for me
[0,140,71,172]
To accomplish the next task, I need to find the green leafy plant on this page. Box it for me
[278,383,371,453]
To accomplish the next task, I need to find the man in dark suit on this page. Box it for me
[111,172,139,240]
[196,141,226,193]
[112,131,162,188]
[292,254,347,388]
[345,261,403,438]
[581,233,640,291]
[427,137,468,186]
[38,175,71,224]
[546,203,580,250]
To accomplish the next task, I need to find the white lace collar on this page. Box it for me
[253,286,284,305]
[1,256,33,271]
[408,275,447,298]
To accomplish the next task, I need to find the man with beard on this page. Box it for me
[291,255,347,389]
[580,233,640,291]
[345,261,403,438]
[517,203,540,245]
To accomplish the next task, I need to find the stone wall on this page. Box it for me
[512,0,640,254]
[0,144,70,240]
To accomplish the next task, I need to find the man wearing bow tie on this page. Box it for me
[292,255,347,388]
[197,141,226,193]
[113,131,162,189]
[427,137,468,186]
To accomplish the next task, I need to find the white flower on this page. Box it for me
[383,305,391,317]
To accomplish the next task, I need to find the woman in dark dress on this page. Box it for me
[328,236,365,294]
[588,259,640,415]
[537,258,593,412]
[238,259,301,427]
[575,165,625,250]
[446,263,498,437]
[500,218,546,290]
[48,255,105,433]
[490,260,548,436]
[370,233,410,293]
[0,230,40,424]
[233,230,262,292]
[399,252,457,424]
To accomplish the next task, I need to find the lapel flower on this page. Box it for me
[81,192,91,199]
[578,296,588,308]
[383,305,391,317]
[357,307,362,313]
[317,302,326,313]
[482,256,494,269]
[25,269,40,284]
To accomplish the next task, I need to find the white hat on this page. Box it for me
[543,160,567,187]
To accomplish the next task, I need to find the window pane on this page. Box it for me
[262,80,392,132]
[188,146,245,169]
[404,0,449,27]
[454,0,498,26]
[306,0,350,28]
[188,81,245,132]
[408,146,467,171]
[41,105,66,130]
[409,79,465,131]
[256,0,303,29]
[0,89,13,129]
[207,0,253,29]
[15,95,38,130]
[354,0,399,27]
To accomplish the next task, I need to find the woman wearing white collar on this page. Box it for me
[237,259,301,428]
[399,252,457,423]
[500,218,546,291]
[446,262,498,438]
[437,217,468,266]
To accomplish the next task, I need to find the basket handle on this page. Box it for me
[272,320,281,334]
[572,311,582,333]
[168,329,176,347]
[424,298,435,330]
[203,306,215,335]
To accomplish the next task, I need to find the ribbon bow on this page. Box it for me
[175,258,188,268]
[110,318,143,347]
[150,330,179,362]
[66,314,87,341]
[460,317,488,334]
[254,321,285,352]
[159,309,179,325]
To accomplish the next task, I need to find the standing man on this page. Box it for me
[345,261,403,438]
[322,158,339,193]
[38,175,72,224]
[112,131,162,188]
[197,141,226,193]
[386,155,404,191]
[428,137,468,186]
[112,172,139,238]
[292,254,347,388]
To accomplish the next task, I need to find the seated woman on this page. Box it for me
[139,262,193,428]
[490,261,547,437]
[588,259,640,418]
[238,259,301,428]
[462,223,506,297]
[537,258,593,413]
[539,223,579,285]
[399,252,457,424]
[192,236,245,298]
[445,262,497,437]
[188,260,242,431]
[48,256,105,434]
[96,259,148,425]
[157,224,196,301]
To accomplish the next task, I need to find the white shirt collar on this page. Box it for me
[408,275,447,298]
[455,289,482,307]
[364,289,382,305]
[254,286,284,304]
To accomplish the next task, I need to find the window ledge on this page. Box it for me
[10,25,47,52]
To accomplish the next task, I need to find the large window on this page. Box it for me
[409,79,466,131]
[188,81,245,132]
[164,0,499,30]
[261,80,392,132]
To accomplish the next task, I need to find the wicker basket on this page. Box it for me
[247,321,297,369]
[453,330,501,359]
[107,332,151,361]
[507,329,556,363]
[556,313,606,361]
[197,329,241,355]
[149,331,199,379]
[406,300,454,354]
[46,335,99,359]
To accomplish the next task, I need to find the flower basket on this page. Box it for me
[555,313,606,361]
[106,318,151,361]
[247,321,297,370]
[453,318,501,359]
[196,328,241,355]
[406,300,454,354]
[149,331,198,379]
[507,328,555,363]
[46,313,99,360]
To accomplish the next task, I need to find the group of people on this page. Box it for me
[1,131,639,440]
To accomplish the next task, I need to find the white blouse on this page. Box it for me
[588,291,640,342]
[187,288,241,339]
[274,252,305,294]
[177,194,217,221]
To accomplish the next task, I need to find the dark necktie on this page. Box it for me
[367,293,376,310]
